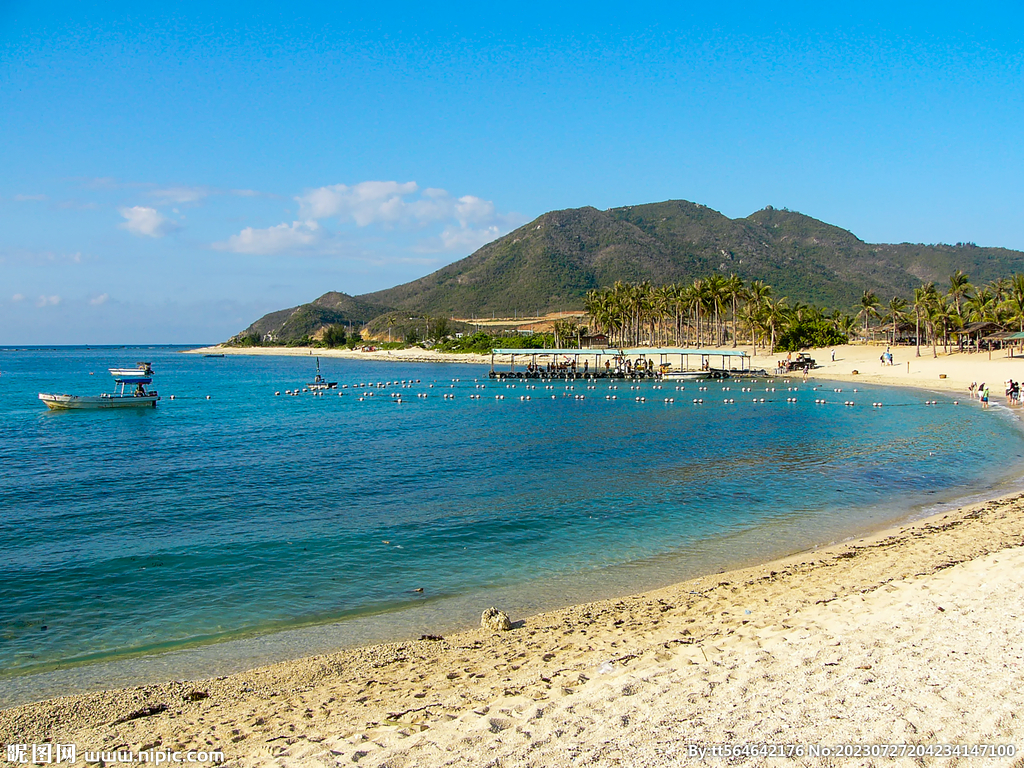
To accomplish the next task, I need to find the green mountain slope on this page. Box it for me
[235,200,1024,342]
[239,292,393,343]
[361,200,1024,316]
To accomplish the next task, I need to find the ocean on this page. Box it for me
[2,345,1023,707]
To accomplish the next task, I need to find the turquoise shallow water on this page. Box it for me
[2,346,1024,706]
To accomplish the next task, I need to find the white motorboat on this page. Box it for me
[661,370,711,381]
[39,362,160,410]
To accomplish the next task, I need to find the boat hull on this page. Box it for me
[662,369,731,381]
[661,371,712,380]
[38,393,159,410]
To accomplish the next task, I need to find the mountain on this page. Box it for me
[238,292,393,343]
[360,200,1023,315]
[236,200,1024,341]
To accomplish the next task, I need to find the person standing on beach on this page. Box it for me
[831,349,835,362]
[982,384,990,408]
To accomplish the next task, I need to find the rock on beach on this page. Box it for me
[480,607,512,631]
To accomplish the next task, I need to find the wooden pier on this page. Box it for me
[489,347,761,380]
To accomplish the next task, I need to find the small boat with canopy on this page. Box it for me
[38,362,160,410]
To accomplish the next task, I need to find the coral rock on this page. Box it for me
[481,607,512,632]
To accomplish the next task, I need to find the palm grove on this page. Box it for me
[577,271,1024,356]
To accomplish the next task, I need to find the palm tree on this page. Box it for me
[653,284,674,345]
[858,290,880,340]
[763,297,788,354]
[747,280,772,350]
[724,274,747,347]
[925,291,949,358]
[834,313,857,339]
[948,270,972,318]
[706,275,729,346]
[947,270,972,350]
[884,297,908,345]
[1003,273,1024,332]
[386,314,398,344]
[912,284,936,358]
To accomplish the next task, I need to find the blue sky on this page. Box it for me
[2,2,1023,343]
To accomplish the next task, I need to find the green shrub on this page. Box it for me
[775,319,848,352]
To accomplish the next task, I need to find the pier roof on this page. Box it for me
[491,347,750,357]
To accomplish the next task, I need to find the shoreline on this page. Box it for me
[5,345,1024,763]
[3,491,1023,764]
[188,341,1024,398]
[184,344,498,366]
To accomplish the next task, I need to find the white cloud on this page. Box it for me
[221,180,521,260]
[214,220,322,255]
[149,186,210,204]
[14,193,47,202]
[36,295,61,307]
[12,294,24,302]
[438,224,503,252]
[90,293,109,306]
[118,206,180,238]
[296,181,422,225]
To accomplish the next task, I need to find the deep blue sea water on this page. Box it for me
[2,345,1024,706]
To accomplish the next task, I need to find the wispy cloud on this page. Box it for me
[0,248,82,265]
[57,200,100,211]
[81,176,122,190]
[14,193,48,202]
[435,224,504,253]
[90,293,109,306]
[149,186,212,205]
[213,220,322,255]
[36,295,61,307]
[118,206,180,238]
[12,294,25,302]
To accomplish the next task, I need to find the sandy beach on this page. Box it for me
[185,345,498,366]
[4,343,1024,766]
[3,494,1023,766]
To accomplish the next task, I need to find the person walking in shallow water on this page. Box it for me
[981,384,990,408]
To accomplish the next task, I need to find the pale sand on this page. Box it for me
[4,344,1024,765]
[2,495,1024,766]
[753,342,1024,398]
[185,345,497,366]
